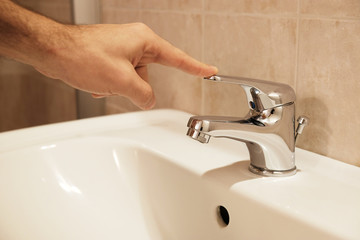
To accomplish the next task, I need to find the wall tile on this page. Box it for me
[203,14,297,115]
[141,0,202,11]
[16,0,72,23]
[36,2,72,23]
[301,0,360,18]
[205,0,297,15]
[0,73,76,132]
[297,19,360,166]
[101,8,141,23]
[101,0,141,9]
[105,102,129,115]
[141,11,203,114]
[106,96,140,114]
[0,58,32,76]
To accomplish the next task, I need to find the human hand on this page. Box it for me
[35,23,218,110]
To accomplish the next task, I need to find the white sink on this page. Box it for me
[0,109,359,240]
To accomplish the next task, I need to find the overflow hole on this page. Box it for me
[217,205,230,227]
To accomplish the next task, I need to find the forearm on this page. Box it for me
[0,0,217,110]
[0,0,69,68]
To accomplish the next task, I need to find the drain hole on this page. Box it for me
[217,205,230,226]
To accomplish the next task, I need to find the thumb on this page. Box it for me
[34,66,58,79]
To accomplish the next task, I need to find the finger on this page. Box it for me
[124,66,155,110]
[135,65,149,82]
[154,38,218,77]
[92,93,106,98]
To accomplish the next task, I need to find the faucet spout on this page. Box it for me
[187,104,296,176]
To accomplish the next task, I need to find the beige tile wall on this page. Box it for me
[101,0,360,167]
[15,0,73,24]
[0,0,76,132]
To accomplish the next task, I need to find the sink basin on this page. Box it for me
[0,109,359,240]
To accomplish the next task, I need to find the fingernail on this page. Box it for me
[146,98,156,110]
[210,65,218,73]
[141,95,156,110]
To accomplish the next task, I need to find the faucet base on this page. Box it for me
[249,164,297,177]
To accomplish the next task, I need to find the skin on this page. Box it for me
[0,0,218,110]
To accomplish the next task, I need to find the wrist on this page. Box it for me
[27,23,85,82]
[32,23,76,66]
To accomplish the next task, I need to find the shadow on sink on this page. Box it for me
[202,160,260,187]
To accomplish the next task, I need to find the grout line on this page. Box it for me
[294,0,300,94]
[103,7,298,19]
[101,6,141,12]
[104,6,360,22]
[139,8,299,19]
[200,0,205,115]
[205,11,299,19]
[139,0,143,22]
[300,14,360,22]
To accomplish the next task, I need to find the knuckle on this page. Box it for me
[132,22,151,33]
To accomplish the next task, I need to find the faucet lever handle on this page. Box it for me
[205,75,296,112]
[295,116,309,143]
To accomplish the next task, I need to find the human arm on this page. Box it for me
[0,0,218,109]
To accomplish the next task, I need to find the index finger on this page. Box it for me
[154,38,218,77]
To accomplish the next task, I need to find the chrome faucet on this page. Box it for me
[186,75,308,177]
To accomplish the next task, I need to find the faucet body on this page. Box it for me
[186,75,298,177]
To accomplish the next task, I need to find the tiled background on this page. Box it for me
[0,0,76,132]
[101,0,360,167]
[0,1,358,167]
